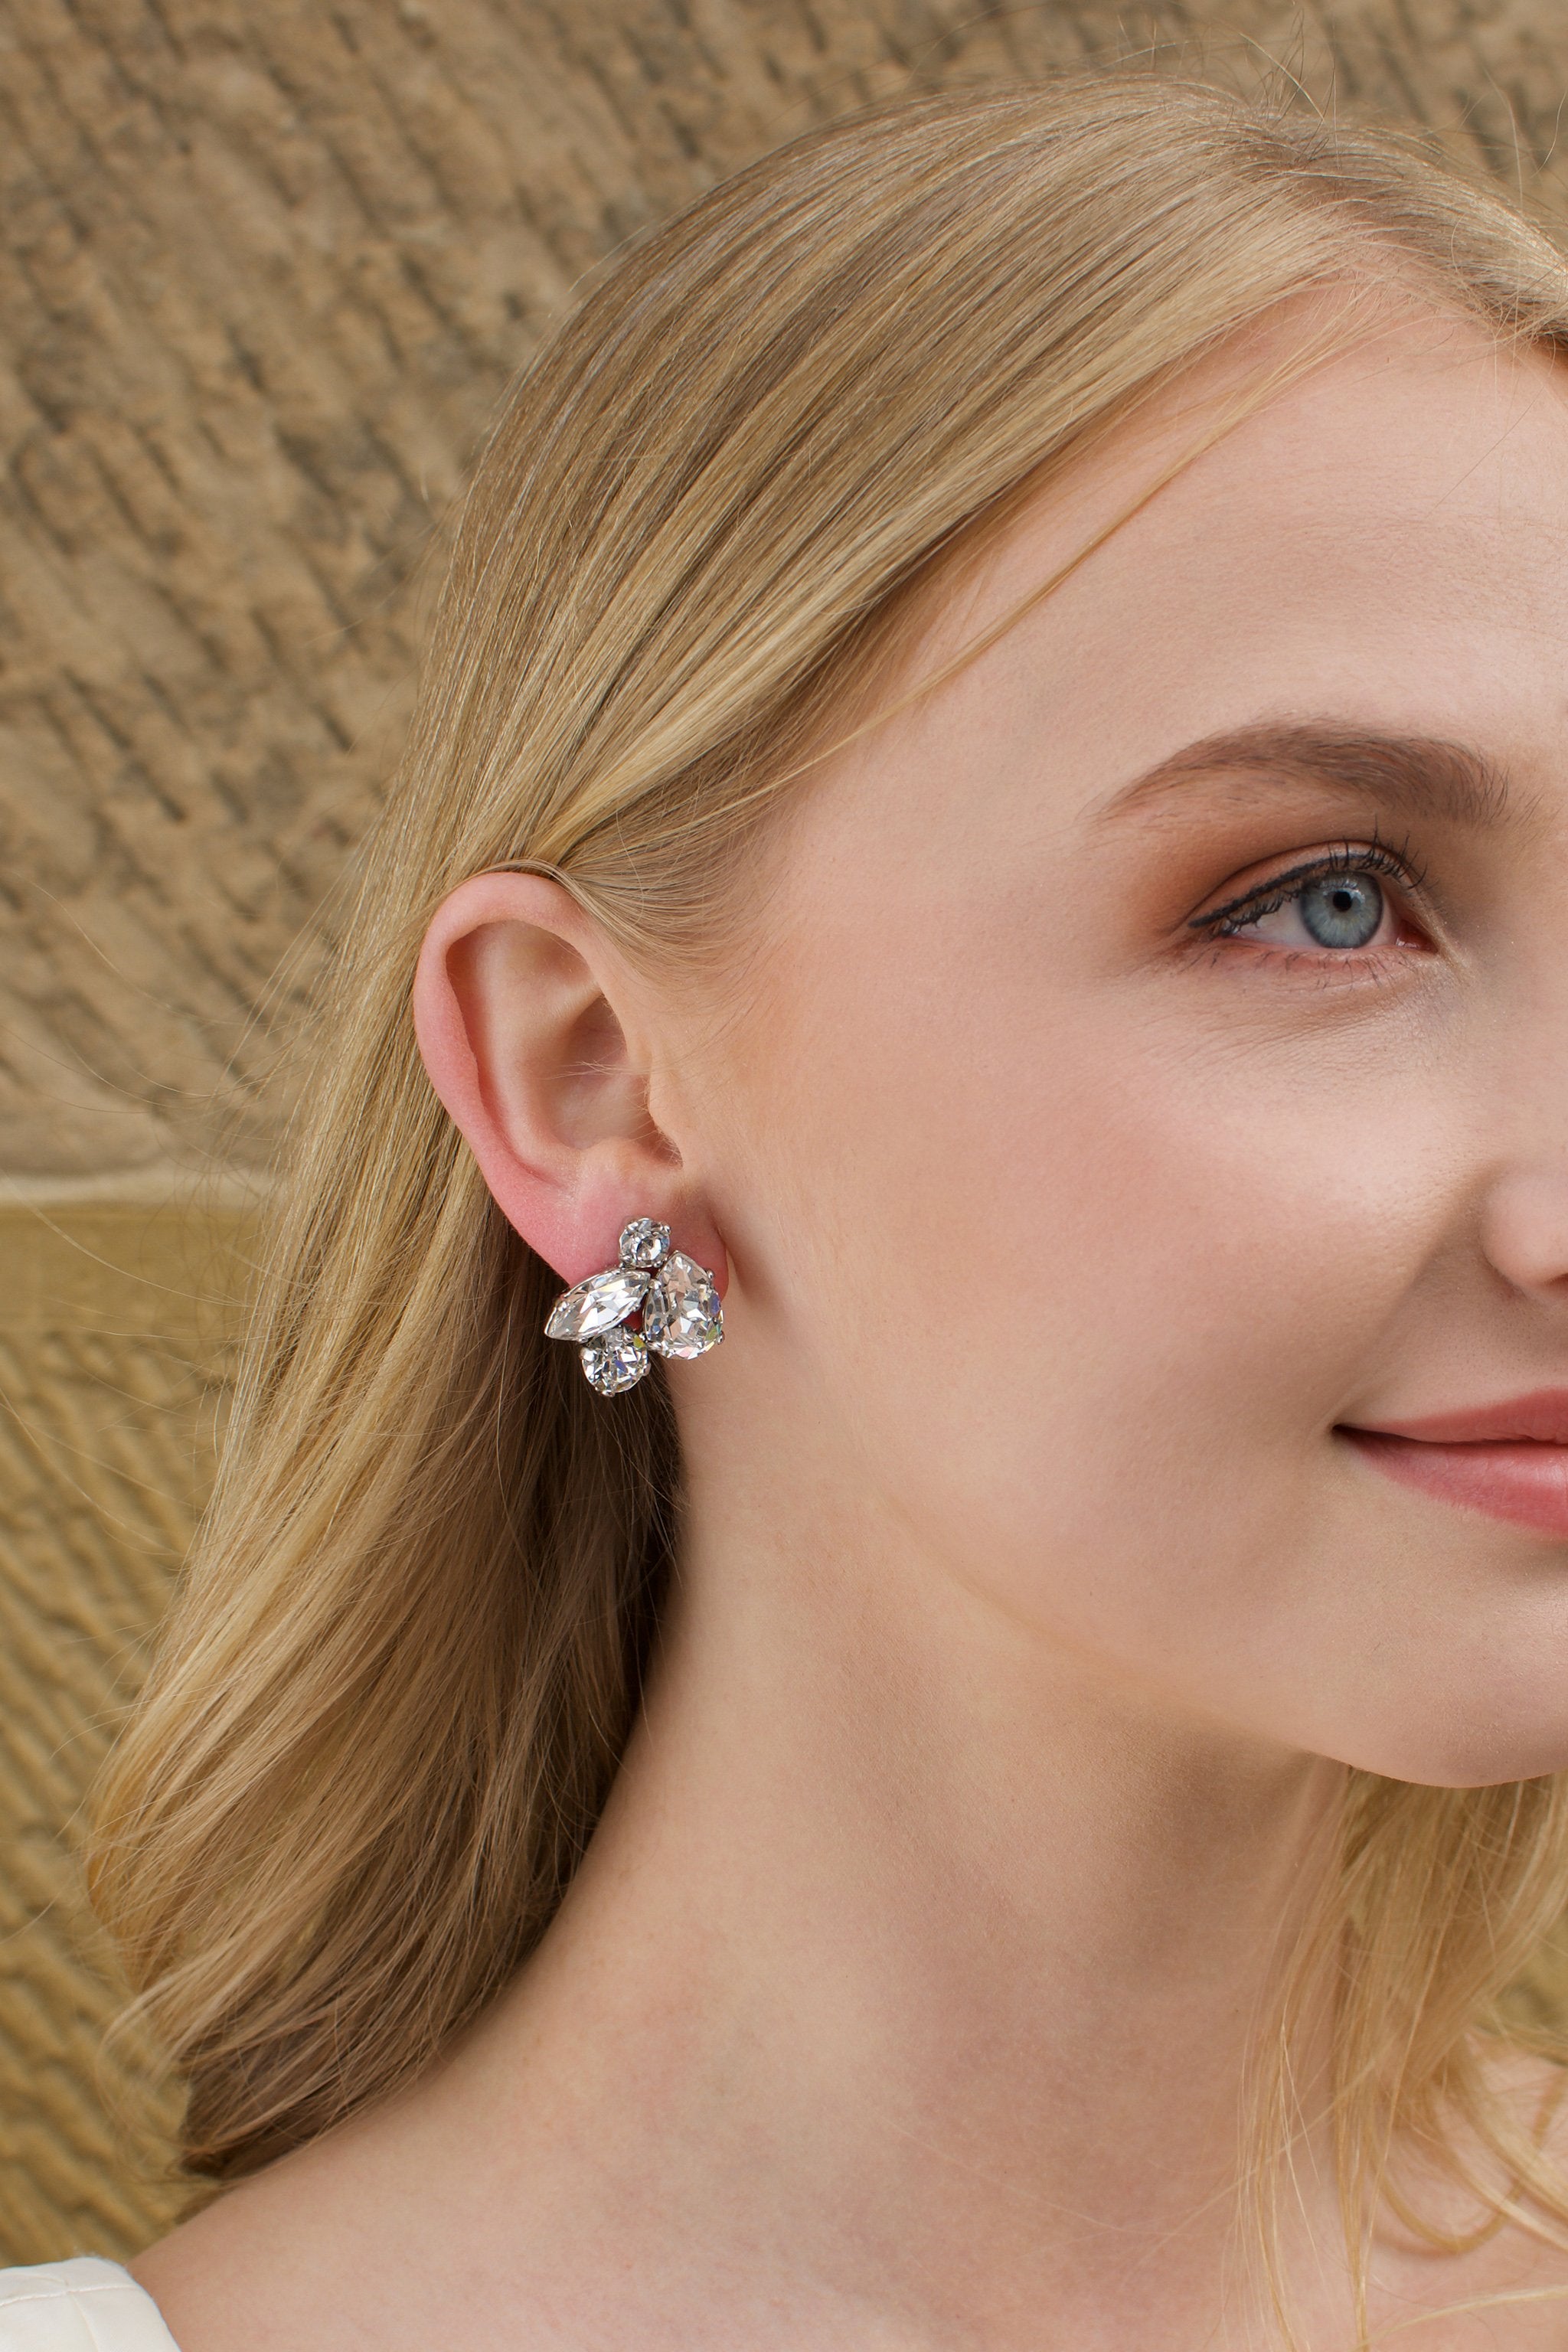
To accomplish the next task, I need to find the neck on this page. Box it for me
[439,1442,1348,2349]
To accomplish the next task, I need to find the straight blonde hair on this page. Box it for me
[93,71,1568,2331]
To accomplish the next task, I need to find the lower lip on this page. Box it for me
[1341,1429,1568,1537]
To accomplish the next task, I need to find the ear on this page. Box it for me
[412,871,725,1289]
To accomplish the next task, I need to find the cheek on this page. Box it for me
[740,946,1443,1632]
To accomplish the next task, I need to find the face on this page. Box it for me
[675,306,1568,1786]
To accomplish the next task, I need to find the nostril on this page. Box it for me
[1478,1167,1568,1297]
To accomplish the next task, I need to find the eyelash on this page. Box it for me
[1187,839,1429,950]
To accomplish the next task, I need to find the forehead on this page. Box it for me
[877,311,1568,817]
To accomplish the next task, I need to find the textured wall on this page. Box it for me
[0,1199,250,2259]
[3,0,1568,2268]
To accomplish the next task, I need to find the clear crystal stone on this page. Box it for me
[580,1328,650,1394]
[642,1251,723,1358]
[618,1217,671,1269]
[544,1265,648,1341]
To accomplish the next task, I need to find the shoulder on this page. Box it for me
[0,2261,181,2351]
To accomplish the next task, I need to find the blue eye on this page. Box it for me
[1295,872,1383,949]
[1193,848,1413,955]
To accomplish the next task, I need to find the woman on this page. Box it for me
[10,70,1568,2349]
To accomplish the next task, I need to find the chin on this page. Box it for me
[1337,1710,1568,1789]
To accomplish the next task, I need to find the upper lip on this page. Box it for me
[1344,1387,1568,1446]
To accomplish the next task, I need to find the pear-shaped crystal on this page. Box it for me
[642,1251,723,1358]
[580,1328,649,1393]
[618,1217,671,1269]
[544,1265,648,1342]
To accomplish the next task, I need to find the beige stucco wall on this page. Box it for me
[5,0,1568,2265]
[0,1194,252,2256]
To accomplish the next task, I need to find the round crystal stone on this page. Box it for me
[642,1251,723,1358]
[618,1217,671,1269]
[580,1328,650,1394]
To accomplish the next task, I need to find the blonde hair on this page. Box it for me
[93,70,1568,2330]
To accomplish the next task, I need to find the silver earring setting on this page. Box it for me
[544,1219,724,1395]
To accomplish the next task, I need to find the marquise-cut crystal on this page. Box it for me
[642,1251,724,1358]
[580,1328,650,1394]
[618,1217,671,1269]
[544,1265,648,1342]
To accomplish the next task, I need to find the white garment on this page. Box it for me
[0,2262,179,2350]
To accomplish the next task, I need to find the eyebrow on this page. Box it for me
[1093,721,1514,833]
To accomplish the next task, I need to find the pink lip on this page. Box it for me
[1341,1389,1568,1537]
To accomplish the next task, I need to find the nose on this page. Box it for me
[1479,1167,1568,1296]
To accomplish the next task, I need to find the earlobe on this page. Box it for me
[411,871,725,1289]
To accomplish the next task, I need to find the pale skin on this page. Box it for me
[137,304,1568,2347]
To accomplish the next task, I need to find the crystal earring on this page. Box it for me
[544,1218,724,1395]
